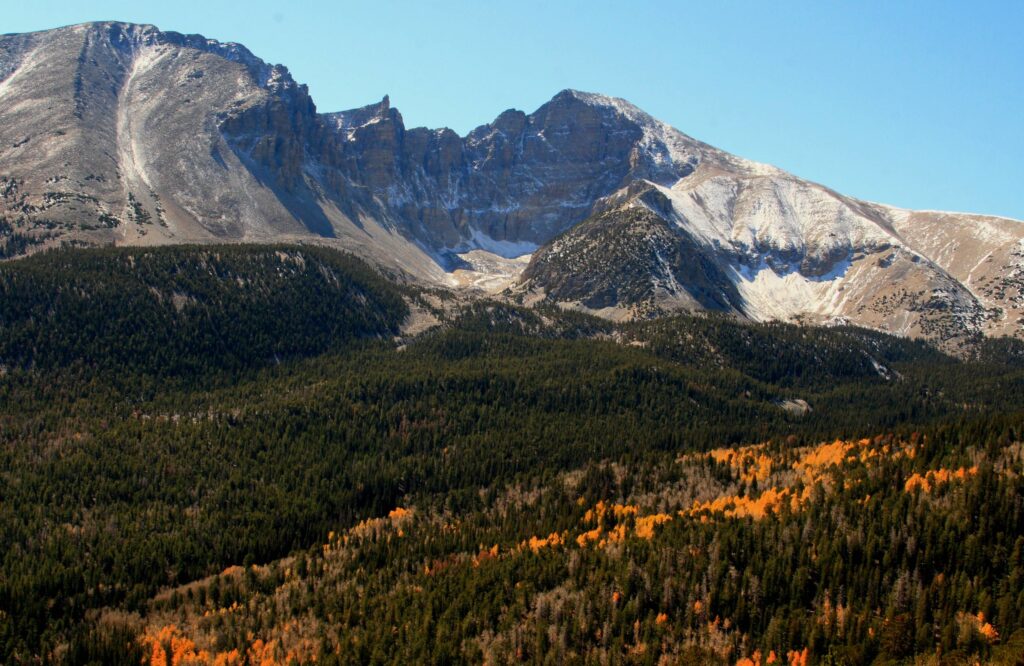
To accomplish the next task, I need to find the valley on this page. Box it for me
[0,245,1022,664]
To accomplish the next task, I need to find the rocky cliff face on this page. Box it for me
[318,89,710,254]
[0,22,447,279]
[1,21,1022,344]
[0,24,705,268]
[0,23,319,238]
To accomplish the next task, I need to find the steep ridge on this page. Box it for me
[0,22,448,280]
[885,209,1024,337]
[1,22,1022,344]
[518,171,1006,343]
[518,187,745,319]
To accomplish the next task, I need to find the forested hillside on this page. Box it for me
[1,246,1022,664]
[128,422,1024,666]
[0,245,408,377]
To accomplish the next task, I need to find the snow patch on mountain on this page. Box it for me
[462,229,538,259]
[731,258,850,322]
[447,249,533,293]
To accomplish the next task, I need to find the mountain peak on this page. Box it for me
[326,95,399,137]
[549,88,649,119]
[15,21,298,93]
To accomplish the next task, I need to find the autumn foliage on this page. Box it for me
[904,466,979,492]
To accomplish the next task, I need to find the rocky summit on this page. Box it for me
[1,21,1022,344]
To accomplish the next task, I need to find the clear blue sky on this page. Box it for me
[6,1,1024,219]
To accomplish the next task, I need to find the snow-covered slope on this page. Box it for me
[517,166,1013,344]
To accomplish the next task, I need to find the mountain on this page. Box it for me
[2,22,1023,660]
[0,22,450,282]
[516,176,1021,344]
[1,22,1022,344]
